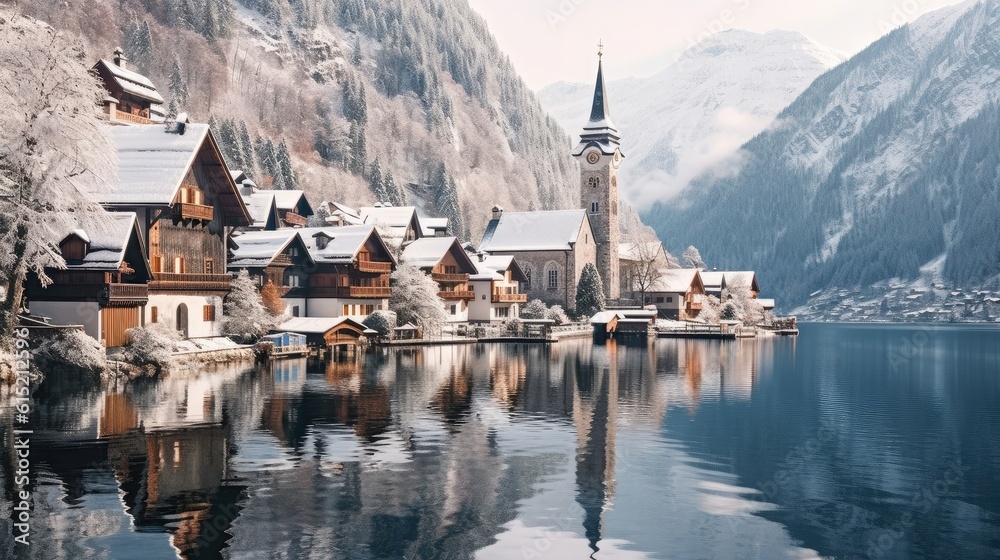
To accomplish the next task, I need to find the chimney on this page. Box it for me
[113,47,128,70]
[491,205,503,221]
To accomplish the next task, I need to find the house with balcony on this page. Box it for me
[95,120,251,338]
[702,270,761,300]
[233,170,281,231]
[467,254,528,323]
[295,226,396,320]
[360,205,424,245]
[401,237,479,322]
[26,212,151,347]
[93,48,166,125]
[228,230,314,317]
[272,190,314,228]
[647,269,705,320]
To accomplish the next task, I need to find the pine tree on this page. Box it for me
[576,263,606,319]
[368,158,387,202]
[216,119,244,171]
[347,121,367,175]
[276,139,295,190]
[238,121,256,175]
[168,57,188,115]
[124,20,153,74]
[256,137,279,187]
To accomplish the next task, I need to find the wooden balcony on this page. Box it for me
[309,286,391,299]
[432,272,469,283]
[356,260,392,274]
[492,292,527,303]
[112,107,153,125]
[149,272,231,292]
[347,286,391,298]
[107,283,148,303]
[687,302,703,310]
[282,211,308,227]
[172,202,214,222]
[439,290,475,301]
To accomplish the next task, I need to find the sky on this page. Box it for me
[467,0,968,90]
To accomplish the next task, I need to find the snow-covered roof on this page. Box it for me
[242,191,278,229]
[758,298,776,310]
[273,190,313,215]
[401,237,476,272]
[277,316,366,335]
[229,230,310,269]
[470,260,504,281]
[95,59,165,104]
[701,271,726,290]
[479,210,589,252]
[360,206,422,239]
[618,241,664,261]
[296,225,395,265]
[650,268,703,293]
[420,217,449,236]
[52,212,146,272]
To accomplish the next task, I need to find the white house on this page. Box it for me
[467,254,528,323]
[401,237,479,322]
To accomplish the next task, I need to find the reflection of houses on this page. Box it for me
[648,269,705,320]
[478,207,597,309]
[93,49,165,125]
[272,190,314,228]
[467,254,528,323]
[228,229,314,317]
[297,225,396,319]
[97,122,251,338]
[26,212,151,347]
[401,237,480,322]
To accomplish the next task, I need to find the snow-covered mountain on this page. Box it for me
[644,0,1000,310]
[538,29,845,208]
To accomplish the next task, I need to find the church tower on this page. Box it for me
[573,44,621,300]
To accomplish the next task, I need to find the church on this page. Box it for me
[479,49,623,310]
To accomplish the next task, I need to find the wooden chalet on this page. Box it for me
[233,170,281,231]
[360,205,424,244]
[648,269,705,320]
[276,317,368,355]
[228,230,314,317]
[401,237,479,322]
[296,225,397,319]
[96,121,251,338]
[93,49,166,125]
[26,212,151,347]
[272,190,314,228]
[466,253,529,323]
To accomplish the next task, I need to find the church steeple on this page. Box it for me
[573,45,622,157]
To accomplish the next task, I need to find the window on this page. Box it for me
[204,258,214,275]
[482,294,487,300]
[173,256,185,274]
[495,307,510,319]
[591,202,599,213]
[289,247,299,257]
[203,305,216,322]
[150,307,158,323]
[445,265,457,274]
[450,304,457,315]
[548,269,558,290]
[667,296,673,303]
[524,267,532,290]
[656,297,664,304]
[343,305,350,315]
[292,305,300,317]
[588,177,600,188]
[285,273,300,287]
[151,255,163,273]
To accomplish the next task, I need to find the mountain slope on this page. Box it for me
[644,0,1000,309]
[538,30,844,208]
[14,0,578,241]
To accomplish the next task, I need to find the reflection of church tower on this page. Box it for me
[573,341,618,555]
[573,43,622,300]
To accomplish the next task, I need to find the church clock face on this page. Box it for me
[586,151,600,165]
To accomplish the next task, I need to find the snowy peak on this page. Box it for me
[537,29,845,209]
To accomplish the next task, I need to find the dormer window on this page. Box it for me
[313,232,334,250]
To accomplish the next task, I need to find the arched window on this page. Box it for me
[523,266,532,290]
[545,262,559,291]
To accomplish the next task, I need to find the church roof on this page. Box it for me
[573,59,623,157]
[479,209,589,252]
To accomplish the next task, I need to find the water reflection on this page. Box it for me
[2,326,999,559]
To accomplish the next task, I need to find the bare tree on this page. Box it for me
[0,10,116,343]
[621,233,673,306]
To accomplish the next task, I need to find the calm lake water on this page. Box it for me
[2,323,1000,559]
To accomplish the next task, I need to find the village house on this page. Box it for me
[401,237,479,322]
[272,190,314,228]
[93,48,166,125]
[703,271,761,299]
[228,229,314,316]
[295,225,396,320]
[466,254,528,323]
[478,207,597,310]
[95,120,251,338]
[233,170,281,231]
[421,217,450,238]
[619,240,672,303]
[360,205,424,245]
[647,269,705,320]
[26,212,152,347]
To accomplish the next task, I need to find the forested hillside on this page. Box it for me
[13,0,578,240]
[644,0,1000,308]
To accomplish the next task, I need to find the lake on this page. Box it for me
[2,323,999,559]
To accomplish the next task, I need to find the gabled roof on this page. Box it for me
[228,230,313,269]
[273,190,314,216]
[401,237,477,273]
[277,316,367,335]
[50,211,150,275]
[723,271,760,293]
[93,59,166,105]
[479,210,590,252]
[618,241,664,262]
[650,269,704,293]
[420,217,449,237]
[242,190,279,230]
[99,123,251,226]
[469,254,528,283]
[297,225,396,265]
[360,206,422,240]
[701,271,726,291]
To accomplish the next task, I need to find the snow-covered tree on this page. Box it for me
[575,263,606,319]
[545,305,569,325]
[621,234,671,305]
[121,322,181,371]
[33,328,107,375]
[223,270,278,343]
[307,204,330,227]
[0,12,116,345]
[124,19,153,74]
[389,265,446,335]
[363,310,396,338]
[682,246,706,270]
[167,56,188,118]
[520,299,548,320]
[723,277,766,326]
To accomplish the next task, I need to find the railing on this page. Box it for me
[107,283,148,301]
[282,211,308,227]
[439,290,475,300]
[432,272,469,283]
[348,286,391,298]
[492,292,527,303]
[308,286,391,299]
[172,202,214,221]
[150,272,231,291]
[357,260,392,273]
[112,107,153,125]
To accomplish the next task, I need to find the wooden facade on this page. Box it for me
[305,234,395,303]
